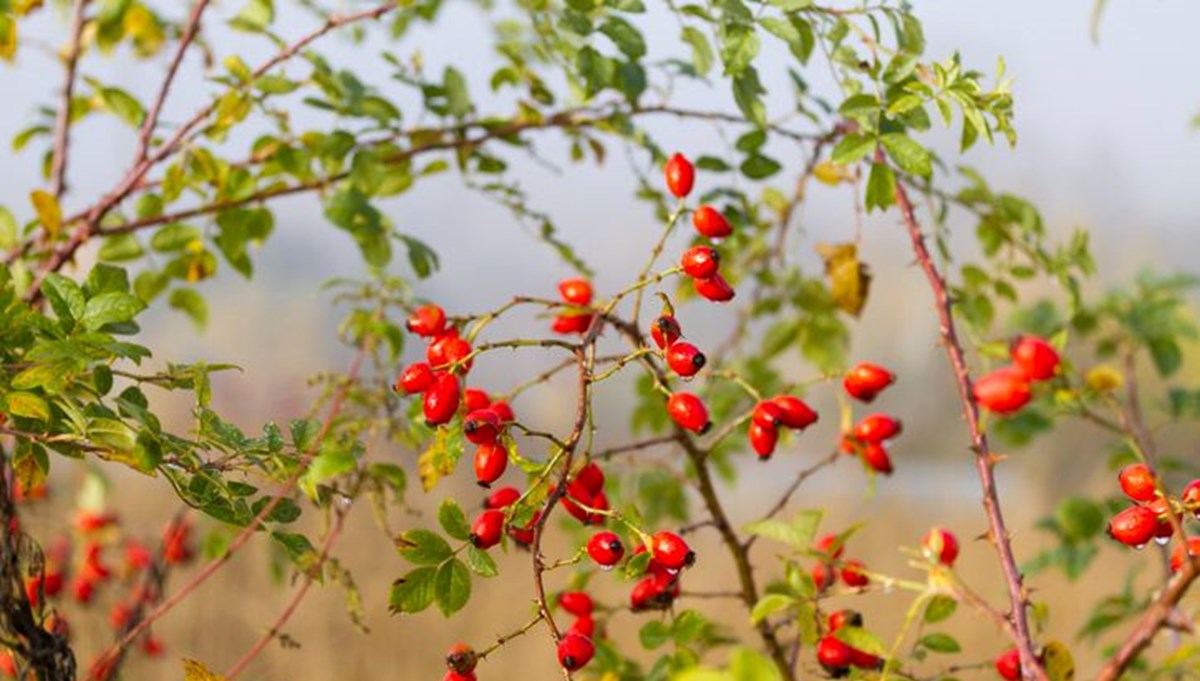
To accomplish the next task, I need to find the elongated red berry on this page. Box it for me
[588,492,609,525]
[464,409,500,445]
[561,481,594,524]
[557,633,595,671]
[692,205,732,238]
[680,246,720,279]
[558,591,594,617]
[861,442,893,475]
[840,559,869,587]
[973,367,1031,415]
[470,509,505,549]
[922,528,959,566]
[407,304,446,337]
[651,315,682,349]
[1107,505,1158,547]
[440,336,473,373]
[666,342,706,377]
[474,442,508,487]
[751,401,784,429]
[664,153,694,198]
[424,373,461,426]
[484,486,520,510]
[667,392,710,434]
[558,278,593,306]
[817,635,853,673]
[1011,335,1060,381]
[446,643,478,674]
[489,399,515,423]
[508,511,539,546]
[569,616,595,639]
[995,648,1021,681]
[1118,463,1157,502]
[650,531,694,571]
[828,609,863,632]
[771,395,819,430]
[463,388,490,412]
[812,562,834,593]
[552,313,594,335]
[849,647,882,670]
[397,362,435,394]
[843,362,896,403]
[853,413,901,442]
[748,421,778,459]
[630,574,678,611]
[587,531,625,567]
[693,274,735,302]
[1170,537,1200,573]
[576,462,605,495]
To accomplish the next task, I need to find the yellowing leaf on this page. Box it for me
[814,160,851,185]
[183,658,231,681]
[1085,365,1123,393]
[30,189,61,239]
[1042,641,1075,681]
[815,242,872,317]
[0,14,17,62]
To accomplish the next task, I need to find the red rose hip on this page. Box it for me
[922,528,959,566]
[973,366,1032,415]
[423,373,461,426]
[473,442,508,487]
[557,633,595,671]
[650,530,694,571]
[666,342,706,377]
[558,278,593,306]
[667,392,710,434]
[651,314,682,349]
[407,304,446,337]
[771,395,818,430]
[587,531,625,567]
[664,153,695,198]
[1011,335,1060,381]
[470,509,505,549]
[692,205,732,238]
[843,362,896,403]
[1107,505,1158,547]
[748,421,778,459]
[1118,463,1157,503]
[397,362,435,394]
[680,246,720,279]
[693,274,735,302]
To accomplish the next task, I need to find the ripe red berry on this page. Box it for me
[1011,335,1061,381]
[445,643,478,674]
[72,576,95,604]
[1146,497,1174,541]
[650,531,695,571]
[427,330,464,368]
[474,442,508,487]
[849,647,883,670]
[973,366,1032,415]
[853,413,901,442]
[407,304,446,337]
[587,531,625,567]
[650,314,683,349]
[551,313,594,335]
[489,399,515,423]
[664,153,695,198]
[1118,463,1157,503]
[440,336,473,373]
[463,388,491,412]
[840,559,869,587]
[680,246,720,279]
[922,528,960,566]
[815,534,845,560]
[558,591,594,617]
[995,648,1021,681]
[812,562,834,593]
[484,486,520,510]
[861,442,893,475]
[666,342,706,377]
[423,373,461,426]
[692,205,732,238]
[560,480,595,524]
[464,409,501,445]
[443,672,477,681]
[751,401,784,429]
[508,511,539,546]
[470,509,505,549]
[843,362,896,403]
[828,609,863,632]
[557,633,595,671]
[630,574,679,611]
[667,392,710,434]
[693,274,735,302]
[1170,537,1200,573]
[397,362,435,394]
[1184,479,1200,517]
[817,635,854,673]
[748,421,778,459]
[1107,505,1159,547]
[569,616,596,639]
[771,395,818,430]
[576,462,605,495]
[558,278,593,306]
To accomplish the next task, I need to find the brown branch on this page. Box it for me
[891,167,1046,681]
[594,435,676,460]
[47,0,90,199]
[134,0,213,165]
[745,449,841,549]
[1095,559,1199,681]
[224,502,350,679]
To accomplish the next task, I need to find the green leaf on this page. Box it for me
[4,391,50,422]
[720,25,760,75]
[399,235,439,279]
[732,69,766,127]
[834,626,886,656]
[600,16,646,59]
[97,86,145,128]
[443,67,471,118]
[0,206,16,248]
[230,0,273,32]
[743,510,822,549]
[864,162,896,212]
[150,223,201,252]
[881,133,933,178]
[434,558,471,616]
[681,26,713,76]
[740,155,782,180]
[464,547,498,577]
[1148,337,1182,376]
[750,594,795,624]
[437,499,471,541]
[730,647,782,681]
[389,566,438,615]
[168,288,208,329]
[396,529,453,565]
[830,134,875,166]
[42,273,86,323]
[81,291,145,331]
[98,233,145,261]
[1055,497,1104,541]
[324,187,391,268]
[770,0,813,8]
[639,620,671,650]
[919,633,962,653]
[924,595,958,623]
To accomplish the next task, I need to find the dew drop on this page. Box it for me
[1134,543,1147,551]
[1155,535,1171,546]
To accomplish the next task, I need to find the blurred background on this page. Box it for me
[3,1,1200,679]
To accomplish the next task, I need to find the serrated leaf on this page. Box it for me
[434,558,471,616]
[881,133,932,178]
[82,291,145,331]
[389,566,438,615]
[438,499,471,541]
[864,162,896,212]
[830,134,875,166]
[464,547,498,577]
[750,593,795,624]
[395,529,452,565]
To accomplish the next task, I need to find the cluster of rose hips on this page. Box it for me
[973,336,1060,415]
[1107,462,1200,566]
[665,153,736,303]
[550,279,595,335]
[810,533,869,593]
[838,362,901,474]
[816,609,882,677]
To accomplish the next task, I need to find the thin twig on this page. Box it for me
[134,0,213,165]
[48,0,90,199]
